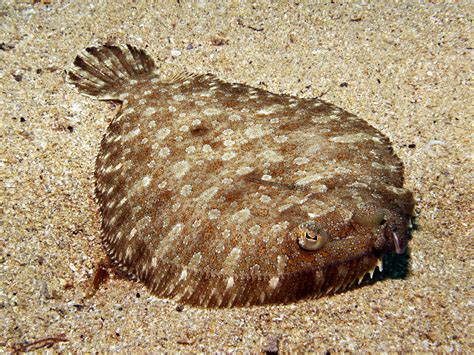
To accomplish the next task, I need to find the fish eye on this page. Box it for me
[297,222,330,251]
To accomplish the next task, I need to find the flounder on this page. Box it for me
[68,44,414,307]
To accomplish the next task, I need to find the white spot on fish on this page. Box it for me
[293,157,310,165]
[144,107,157,116]
[180,184,192,196]
[208,209,221,220]
[236,166,254,175]
[244,124,270,139]
[142,176,152,187]
[222,152,237,161]
[155,127,171,141]
[173,160,190,178]
[159,147,171,157]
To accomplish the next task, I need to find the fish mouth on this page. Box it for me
[382,215,413,255]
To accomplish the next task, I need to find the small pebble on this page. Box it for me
[171,49,182,57]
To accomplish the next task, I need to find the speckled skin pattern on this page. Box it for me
[68,45,414,307]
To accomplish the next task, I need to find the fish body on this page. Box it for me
[68,45,414,307]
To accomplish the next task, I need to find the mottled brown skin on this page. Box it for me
[68,45,414,307]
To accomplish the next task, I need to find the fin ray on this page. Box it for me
[84,47,123,82]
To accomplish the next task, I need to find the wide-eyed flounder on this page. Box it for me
[68,45,414,307]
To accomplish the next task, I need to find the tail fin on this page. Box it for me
[67,44,156,100]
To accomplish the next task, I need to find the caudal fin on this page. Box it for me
[67,44,156,100]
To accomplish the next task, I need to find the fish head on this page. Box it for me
[282,197,413,289]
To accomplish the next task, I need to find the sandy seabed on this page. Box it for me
[1,1,472,352]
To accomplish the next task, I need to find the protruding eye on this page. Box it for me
[297,222,331,251]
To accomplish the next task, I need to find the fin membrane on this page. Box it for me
[67,44,156,99]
